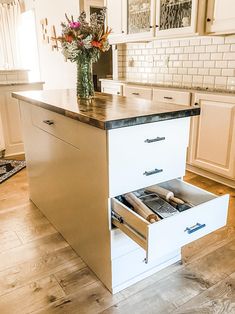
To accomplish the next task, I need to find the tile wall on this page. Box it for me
[117,36,235,90]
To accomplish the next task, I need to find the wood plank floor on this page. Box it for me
[0,168,234,314]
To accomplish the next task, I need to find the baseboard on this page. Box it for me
[186,164,235,189]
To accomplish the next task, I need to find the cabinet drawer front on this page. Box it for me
[31,105,83,148]
[101,82,123,96]
[108,118,190,197]
[153,89,191,106]
[112,179,229,263]
[124,85,152,100]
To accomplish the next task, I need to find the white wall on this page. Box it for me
[24,0,80,90]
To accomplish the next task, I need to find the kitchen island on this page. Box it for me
[13,89,229,293]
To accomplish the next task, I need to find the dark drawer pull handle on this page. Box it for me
[132,92,140,96]
[145,137,165,143]
[143,168,163,176]
[43,120,54,125]
[164,96,173,100]
[185,223,206,234]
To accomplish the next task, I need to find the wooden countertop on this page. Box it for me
[12,89,200,130]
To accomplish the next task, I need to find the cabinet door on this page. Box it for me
[156,0,199,37]
[0,91,24,157]
[106,0,126,43]
[125,0,155,40]
[188,94,235,179]
[0,113,5,154]
[206,0,235,34]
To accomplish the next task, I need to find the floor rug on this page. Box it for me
[0,159,26,183]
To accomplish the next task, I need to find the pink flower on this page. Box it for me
[69,21,81,29]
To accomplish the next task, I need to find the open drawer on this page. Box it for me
[111,179,229,263]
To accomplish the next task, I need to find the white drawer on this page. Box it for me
[108,118,190,197]
[111,179,229,263]
[101,82,123,96]
[124,85,152,100]
[111,247,180,291]
[31,105,83,149]
[153,89,191,106]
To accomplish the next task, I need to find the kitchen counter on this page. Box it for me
[100,78,235,96]
[0,81,44,86]
[13,89,200,130]
[17,87,229,294]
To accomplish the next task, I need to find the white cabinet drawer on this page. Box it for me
[111,247,180,292]
[101,82,123,96]
[31,105,84,149]
[111,179,229,263]
[108,118,190,197]
[153,89,191,106]
[124,85,152,100]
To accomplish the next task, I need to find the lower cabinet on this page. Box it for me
[188,93,235,180]
[0,113,5,155]
[123,85,152,100]
[0,83,43,157]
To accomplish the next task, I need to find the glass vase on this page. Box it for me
[76,55,94,100]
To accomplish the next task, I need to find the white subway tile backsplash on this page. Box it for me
[198,68,209,75]
[188,68,198,75]
[204,60,215,68]
[195,46,206,53]
[180,39,190,46]
[210,52,223,60]
[189,53,199,61]
[225,36,235,44]
[223,52,235,60]
[120,36,235,90]
[222,69,234,76]
[179,54,189,61]
[203,76,215,85]
[193,61,203,68]
[199,53,210,60]
[215,76,227,85]
[212,37,225,45]
[184,46,194,53]
[206,45,217,53]
[218,45,230,52]
[183,75,192,83]
[215,60,228,68]
[210,68,221,76]
[200,37,212,45]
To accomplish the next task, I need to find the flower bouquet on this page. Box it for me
[57,9,111,99]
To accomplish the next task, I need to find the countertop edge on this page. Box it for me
[12,92,200,130]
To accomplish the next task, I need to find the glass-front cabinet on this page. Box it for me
[107,0,205,43]
[156,0,199,37]
[126,0,155,38]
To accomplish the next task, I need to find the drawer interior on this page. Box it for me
[111,179,229,262]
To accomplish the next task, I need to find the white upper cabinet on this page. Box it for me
[107,0,155,43]
[125,0,155,41]
[206,0,235,34]
[156,0,205,38]
[107,0,206,43]
[106,0,126,43]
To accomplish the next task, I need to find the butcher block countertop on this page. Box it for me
[12,89,200,130]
